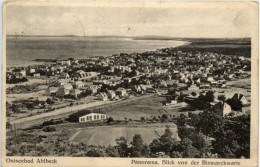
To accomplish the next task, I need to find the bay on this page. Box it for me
[6,36,188,67]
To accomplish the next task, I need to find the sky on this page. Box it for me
[5,2,253,38]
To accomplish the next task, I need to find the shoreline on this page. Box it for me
[6,40,190,68]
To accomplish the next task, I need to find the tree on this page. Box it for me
[217,95,226,101]
[6,122,12,129]
[162,114,168,120]
[46,98,54,105]
[177,126,194,140]
[170,151,183,158]
[149,139,161,155]
[11,104,20,113]
[130,134,150,157]
[106,145,120,157]
[196,110,223,137]
[191,92,197,97]
[205,91,215,102]
[181,138,200,158]
[159,126,176,154]
[191,132,210,156]
[176,114,187,127]
[199,91,215,103]
[86,147,106,157]
[107,117,114,123]
[115,137,128,157]
[188,112,200,127]
[140,117,145,122]
[26,103,34,111]
[226,98,243,111]
[212,115,250,158]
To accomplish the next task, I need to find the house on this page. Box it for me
[74,70,87,80]
[226,74,236,79]
[115,88,127,97]
[213,102,232,117]
[188,84,199,91]
[56,84,73,97]
[99,92,108,101]
[93,80,108,85]
[164,99,178,105]
[86,85,100,95]
[159,80,167,88]
[124,78,132,85]
[60,73,70,79]
[27,68,36,74]
[141,79,151,85]
[73,81,85,89]
[69,110,106,123]
[199,84,211,89]
[56,88,70,96]
[57,59,71,66]
[62,84,73,90]
[133,85,144,94]
[107,90,116,99]
[55,79,67,87]
[45,87,59,96]
[146,88,156,93]
[12,69,26,77]
[57,66,67,73]
[232,93,249,106]
[70,89,82,98]
[33,73,41,77]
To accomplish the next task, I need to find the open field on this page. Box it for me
[66,124,179,146]
[100,94,189,120]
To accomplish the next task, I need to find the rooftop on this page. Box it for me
[69,110,105,118]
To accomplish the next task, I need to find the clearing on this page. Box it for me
[66,124,179,146]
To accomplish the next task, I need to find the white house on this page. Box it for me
[107,90,116,99]
[99,92,108,101]
[69,110,107,123]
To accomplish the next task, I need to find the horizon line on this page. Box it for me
[6,34,251,39]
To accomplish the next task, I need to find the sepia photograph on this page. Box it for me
[1,1,258,167]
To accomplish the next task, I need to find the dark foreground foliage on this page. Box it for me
[6,112,249,158]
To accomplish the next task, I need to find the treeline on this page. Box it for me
[7,77,28,84]
[177,46,251,58]
[6,111,250,158]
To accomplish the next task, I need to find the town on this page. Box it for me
[6,44,251,158]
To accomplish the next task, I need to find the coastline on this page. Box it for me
[7,39,190,68]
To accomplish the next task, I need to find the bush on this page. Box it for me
[107,117,114,123]
[162,114,168,120]
[43,126,56,132]
[191,92,197,97]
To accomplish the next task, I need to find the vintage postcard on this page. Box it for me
[1,1,259,167]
